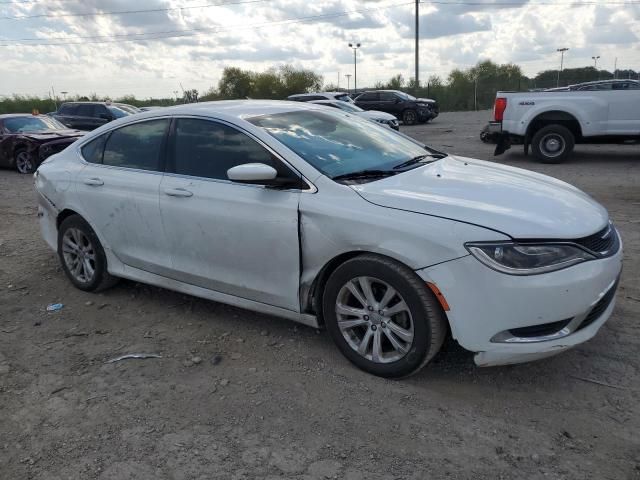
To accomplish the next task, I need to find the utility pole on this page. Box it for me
[345,74,352,93]
[415,0,419,93]
[348,43,361,93]
[556,47,569,87]
[614,57,617,79]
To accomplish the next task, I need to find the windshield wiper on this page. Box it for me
[393,153,446,170]
[332,169,397,181]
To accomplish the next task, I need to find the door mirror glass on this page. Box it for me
[227,163,277,183]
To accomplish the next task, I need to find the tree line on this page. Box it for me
[1,61,637,114]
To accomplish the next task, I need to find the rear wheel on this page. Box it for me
[531,124,575,163]
[57,215,118,292]
[14,148,35,174]
[323,254,447,378]
[402,109,418,126]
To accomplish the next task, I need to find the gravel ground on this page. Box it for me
[1,110,638,479]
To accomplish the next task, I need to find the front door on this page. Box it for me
[74,118,172,274]
[159,117,302,311]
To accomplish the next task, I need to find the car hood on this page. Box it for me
[358,110,397,121]
[17,130,84,141]
[351,155,608,239]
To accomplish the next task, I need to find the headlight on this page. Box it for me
[465,242,596,275]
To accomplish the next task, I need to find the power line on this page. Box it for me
[0,1,416,46]
[0,0,270,20]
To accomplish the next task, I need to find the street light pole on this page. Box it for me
[592,55,601,80]
[556,47,569,87]
[348,42,361,93]
[345,74,352,94]
[415,0,419,92]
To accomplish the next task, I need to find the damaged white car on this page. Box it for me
[35,101,623,377]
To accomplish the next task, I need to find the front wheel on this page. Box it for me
[14,148,35,174]
[323,254,447,378]
[531,124,575,163]
[402,109,418,126]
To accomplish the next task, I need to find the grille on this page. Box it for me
[509,318,572,338]
[573,224,619,256]
[577,279,619,331]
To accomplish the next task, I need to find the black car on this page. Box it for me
[354,90,439,125]
[52,102,136,131]
[0,114,84,173]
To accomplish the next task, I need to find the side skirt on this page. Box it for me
[111,262,320,329]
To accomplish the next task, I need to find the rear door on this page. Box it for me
[75,118,172,274]
[355,92,380,111]
[159,117,302,311]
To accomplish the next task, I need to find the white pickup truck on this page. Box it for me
[488,79,640,163]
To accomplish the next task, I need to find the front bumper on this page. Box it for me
[416,238,623,367]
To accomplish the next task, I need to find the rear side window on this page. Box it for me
[103,119,168,171]
[172,118,275,180]
[58,104,77,115]
[357,93,378,101]
[77,104,97,117]
[81,135,107,163]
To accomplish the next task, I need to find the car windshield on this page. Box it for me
[115,104,141,113]
[396,91,416,101]
[4,116,66,133]
[107,106,130,118]
[335,94,354,103]
[249,110,432,178]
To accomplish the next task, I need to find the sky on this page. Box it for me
[1,0,639,99]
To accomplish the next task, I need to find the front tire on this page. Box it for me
[322,254,447,378]
[531,124,575,163]
[57,215,118,292]
[14,148,35,174]
[402,109,418,126]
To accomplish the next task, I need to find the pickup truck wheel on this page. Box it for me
[402,109,418,126]
[531,125,574,163]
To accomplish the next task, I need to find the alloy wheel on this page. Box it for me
[539,133,566,158]
[335,276,414,364]
[61,228,97,283]
[15,151,34,174]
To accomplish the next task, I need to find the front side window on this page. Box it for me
[76,104,97,117]
[249,110,431,178]
[102,119,168,171]
[108,106,130,118]
[172,118,276,180]
[379,92,396,101]
[357,93,378,101]
[58,104,77,115]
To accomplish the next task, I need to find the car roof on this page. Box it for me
[132,100,328,119]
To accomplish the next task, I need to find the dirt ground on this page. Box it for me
[1,110,638,480]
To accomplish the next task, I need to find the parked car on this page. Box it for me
[35,101,622,377]
[309,99,399,130]
[489,80,640,162]
[113,103,142,114]
[0,114,84,173]
[52,102,134,131]
[354,90,439,125]
[287,92,354,103]
[139,106,165,112]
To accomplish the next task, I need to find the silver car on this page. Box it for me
[35,101,621,377]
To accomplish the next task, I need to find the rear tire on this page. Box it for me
[322,254,447,378]
[57,215,119,292]
[531,124,575,163]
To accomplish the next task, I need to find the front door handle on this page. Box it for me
[164,187,193,198]
[83,177,104,186]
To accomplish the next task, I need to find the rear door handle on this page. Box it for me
[83,177,104,186]
[164,187,193,198]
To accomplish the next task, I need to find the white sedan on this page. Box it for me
[35,101,623,377]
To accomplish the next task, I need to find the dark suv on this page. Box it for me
[354,90,438,125]
[52,102,137,131]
